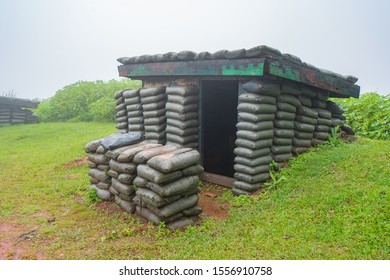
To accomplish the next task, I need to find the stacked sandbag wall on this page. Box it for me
[165,86,199,148]
[115,90,128,133]
[139,87,167,144]
[232,79,279,195]
[0,105,39,125]
[312,92,332,146]
[134,148,203,229]
[327,100,346,129]
[123,89,145,134]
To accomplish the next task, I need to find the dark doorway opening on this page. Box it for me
[201,80,238,178]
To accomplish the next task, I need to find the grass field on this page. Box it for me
[0,123,389,259]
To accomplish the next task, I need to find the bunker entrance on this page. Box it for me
[201,80,238,182]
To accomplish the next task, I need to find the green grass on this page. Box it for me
[0,123,389,259]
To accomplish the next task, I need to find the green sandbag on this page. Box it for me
[89,185,112,201]
[235,138,273,149]
[273,153,293,163]
[109,159,137,174]
[116,116,128,123]
[126,104,142,111]
[116,122,127,129]
[234,164,270,175]
[331,118,344,127]
[115,97,124,105]
[155,194,199,219]
[236,121,273,131]
[297,95,312,107]
[166,111,198,121]
[239,93,276,105]
[115,90,125,99]
[88,168,111,183]
[147,149,200,173]
[115,103,126,111]
[332,114,347,120]
[242,79,281,97]
[238,102,277,114]
[137,164,182,184]
[118,193,132,202]
[182,164,204,176]
[144,124,166,133]
[232,188,251,196]
[145,132,166,141]
[124,96,141,105]
[128,117,144,124]
[236,129,274,141]
[133,176,147,188]
[311,139,325,146]
[233,181,262,192]
[140,94,166,105]
[166,125,198,136]
[146,176,199,197]
[115,195,136,213]
[97,182,110,190]
[234,172,270,184]
[167,216,197,229]
[311,98,327,109]
[317,118,332,126]
[275,111,296,120]
[166,86,198,97]
[111,178,135,196]
[294,122,315,132]
[274,120,294,129]
[293,138,312,147]
[297,106,318,118]
[276,102,297,113]
[139,87,166,98]
[123,89,140,99]
[136,205,162,225]
[313,108,332,119]
[136,187,181,208]
[277,94,301,107]
[108,186,119,196]
[301,86,317,98]
[118,143,161,162]
[142,101,166,111]
[182,205,203,217]
[315,125,331,132]
[133,145,182,164]
[118,173,136,184]
[274,128,295,138]
[292,146,310,154]
[166,102,197,114]
[97,164,109,172]
[166,118,198,129]
[234,155,273,167]
[107,169,119,179]
[84,141,103,154]
[143,108,166,118]
[166,134,198,145]
[273,137,293,146]
[317,91,329,101]
[234,147,271,159]
[167,95,199,105]
[314,132,330,140]
[271,145,292,155]
[88,153,109,165]
[238,112,275,122]
[295,114,317,125]
[326,101,344,114]
[144,116,167,125]
[128,124,145,131]
[106,144,142,160]
[281,81,301,95]
[294,131,313,139]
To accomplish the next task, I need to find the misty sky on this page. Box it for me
[0,0,389,99]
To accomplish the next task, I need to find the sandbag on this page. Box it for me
[107,169,118,179]
[297,95,312,107]
[242,79,281,97]
[139,87,166,98]
[126,104,142,111]
[116,122,127,130]
[182,205,203,217]
[155,195,199,219]
[89,185,112,201]
[233,147,271,159]
[238,112,275,122]
[235,138,273,150]
[101,132,143,149]
[313,108,332,119]
[146,176,199,197]
[136,205,162,225]
[236,121,273,131]
[236,129,274,141]
[136,188,180,208]
[147,149,200,173]
[167,216,197,229]
[166,125,198,136]
[143,108,166,118]
[332,114,347,120]
[143,123,165,132]
[237,102,277,114]
[118,173,136,184]
[108,186,119,196]
[293,138,312,147]
[311,139,325,146]
[274,127,295,139]
[317,118,332,126]
[273,137,293,146]
[127,110,143,118]
[111,178,135,196]
[315,125,331,132]
[124,96,141,105]
[281,81,301,95]
[294,122,315,132]
[273,153,293,163]
[275,111,296,120]
[133,145,181,164]
[294,131,313,139]
[97,182,110,190]
[88,153,109,165]
[274,120,294,129]
[115,103,126,111]
[231,188,251,196]
[234,164,270,175]
[301,86,317,98]
[137,164,182,184]
[166,86,198,97]
[123,89,140,99]
[166,134,198,145]
[277,94,301,107]
[182,164,204,176]
[276,102,297,113]
[314,132,330,140]
[233,181,262,192]
[234,155,273,167]
[311,98,327,109]
[166,102,197,114]
[116,116,128,123]
[97,164,109,172]
[326,101,344,114]
[115,90,124,99]
[140,94,166,105]
[128,124,145,131]
[177,50,196,60]
[144,116,167,125]
[296,106,318,118]
[142,101,166,111]
[167,95,199,105]
[234,172,270,184]
[340,124,355,135]
[144,132,166,140]
[317,91,329,101]
[271,145,292,155]
[109,160,136,173]
[224,48,246,59]
[166,118,198,129]
[133,176,148,188]
[127,117,144,124]
[88,168,111,183]
[245,45,282,58]
[295,114,317,125]
[292,146,310,154]
[239,93,276,105]
[106,143,144,160]
[331,118,344,127]
[166,111,198,121]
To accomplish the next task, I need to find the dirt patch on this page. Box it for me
[64,156,88,169]
[198,184,229,220]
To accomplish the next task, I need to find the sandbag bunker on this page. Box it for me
[86,45,360,227]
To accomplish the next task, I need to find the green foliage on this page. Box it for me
[34,79,141,122]
[86,188,102,206]
[333,92,390,140]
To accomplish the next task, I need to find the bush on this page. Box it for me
[34,79,141,122]
[333,92,390,140]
